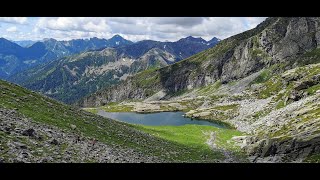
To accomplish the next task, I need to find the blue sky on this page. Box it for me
[0,17,267,42]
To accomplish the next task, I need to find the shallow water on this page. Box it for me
[98,110,227,128]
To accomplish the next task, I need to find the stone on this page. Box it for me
[192,111,211,118]
[22,128,36,137]
[13,142,27,149]
[50,139,59,145]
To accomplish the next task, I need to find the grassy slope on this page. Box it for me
[1,80,246,162]
[135,124,244,152]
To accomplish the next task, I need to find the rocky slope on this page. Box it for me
[0,79,229,162]
[9,36,219,104]
[0,35,133,79]
[78,17,320,107]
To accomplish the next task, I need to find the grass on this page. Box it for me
[304,154,320,163]
[276,100,286,109]
[196,81,222,95]
[306,84,320,95]
[257,76,283,99]
[82,108,99,114]
[135,124,245,162]
[250,69,272,85]
[83,102,134,113]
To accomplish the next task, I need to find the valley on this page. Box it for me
[1,17,320,163]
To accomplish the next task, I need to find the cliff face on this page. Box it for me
[78,17,320,107]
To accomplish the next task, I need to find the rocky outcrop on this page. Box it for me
[78,17,320,108]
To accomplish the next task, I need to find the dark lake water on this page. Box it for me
[97,110,227,128]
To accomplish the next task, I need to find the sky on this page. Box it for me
[0,17,267,42]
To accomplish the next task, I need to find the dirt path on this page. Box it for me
[205,131,238,163]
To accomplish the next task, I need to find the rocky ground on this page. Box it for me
[0,108,163,163]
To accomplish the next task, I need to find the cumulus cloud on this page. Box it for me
[6,26,17,32]
[0,17,28,24]
[1,17,267,42]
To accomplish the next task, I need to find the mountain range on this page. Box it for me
[8,36,220,104]
[13,40,37,47]
[0,35,133,79]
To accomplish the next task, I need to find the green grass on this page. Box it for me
[257,76,283,99]
[304,154,320,163]
[197,81,222,95]
[306,84,320,95]
[276,100,286,109]
[250,69,272,85]
[135,124,245,161]
[100,104,134,112]
[83,102,134,113]
[82,108,99,114]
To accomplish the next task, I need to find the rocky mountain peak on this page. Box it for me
[180,36,207,43]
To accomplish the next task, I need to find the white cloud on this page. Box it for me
[1,17,267,42]
[6,26,17,32]
[0,17,28,24]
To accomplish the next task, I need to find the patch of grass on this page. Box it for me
[197,81,222,95]
[83,108,98,114]
[100,104,134,112]
[306,84,320,95]
[250,69,272,85]
[228,81,237,86]
[135,124,245,162]
[304,154,320,163]
[276,100,286,109]
[257,76,283,99]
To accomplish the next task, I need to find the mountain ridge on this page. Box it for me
[0,35,133,79]
[9,36,220,104]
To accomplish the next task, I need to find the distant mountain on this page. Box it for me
[0,35,133,79]
[9,36,220,104]
[116,36,220,60]
[208,37,221,45]
[14,40,37,47]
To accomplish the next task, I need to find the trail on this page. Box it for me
[205,131,238,163]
